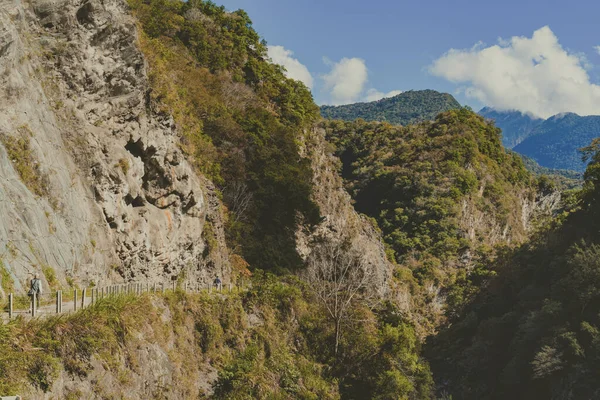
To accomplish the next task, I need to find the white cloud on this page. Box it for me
[429,26,600,118]
[268,45,313,89]
[364,89,403,102]
[321,57,369,105]
[319,57,401,105]
[595,45,600,55]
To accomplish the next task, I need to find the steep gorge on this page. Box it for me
[0,0,587,398]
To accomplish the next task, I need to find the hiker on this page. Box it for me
[213,276,222,290]
[28,273,42,309]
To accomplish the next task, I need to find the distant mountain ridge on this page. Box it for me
[480,108,600,172]
[514,113,600,172]
[320,89,462,126]
[479,107,543,149]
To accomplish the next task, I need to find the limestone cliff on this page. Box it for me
[0,0,230,295]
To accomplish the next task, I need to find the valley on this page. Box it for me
[0,0,599,399]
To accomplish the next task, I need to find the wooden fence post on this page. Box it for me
[82,288,87,309]
[73,289,78,311]
[8,293,13,319]
[152,283,156,293]
[172,281,176,292]
[56,291,60,313]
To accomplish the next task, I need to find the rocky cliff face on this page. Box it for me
[0,0,230,295]
[297,127,394,298]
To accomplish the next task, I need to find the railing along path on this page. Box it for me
[2,280,241,320]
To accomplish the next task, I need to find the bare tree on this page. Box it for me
[305,237,378,356]
[223,181,253,223]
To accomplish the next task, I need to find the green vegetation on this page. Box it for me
[517,152,582,190]
[0,294,148,395]
[0,258,14,295]
[481,108,600,172]
[128,0,321,270]
[0,275,432,398]
[426,139,600,399]
[513,113,600,172]
[323,109,534,288]
[0,258,15,311]
[41,265,58,290]
[7,0,597,397]
[320,90,461,126]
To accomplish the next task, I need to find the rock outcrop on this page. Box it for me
[0,0,230,295]
[297,127,393,298]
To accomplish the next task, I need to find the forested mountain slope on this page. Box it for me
[514,113,600,172]
[320,90,461,126]
[2,0,593,398]
[0,0,429,397]
[481,108,600,172]
[517,153,583,190]
[322,109,560,330]
[427,139,600,399]
[128,0,322,271]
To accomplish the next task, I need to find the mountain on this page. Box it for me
[516,152,582,190]
[4,0,600,398]
[480,108,600,172]
[0,0,416,397]
[321,109,562,333]
[479,107,543,148]
[514,113,600,172]
[427,139,600,399]
[320,90,462,125]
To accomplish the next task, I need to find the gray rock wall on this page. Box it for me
[0,0,230,295]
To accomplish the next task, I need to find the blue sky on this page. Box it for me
[218,0,600,117]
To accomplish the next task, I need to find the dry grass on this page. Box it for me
[0,132,51,200]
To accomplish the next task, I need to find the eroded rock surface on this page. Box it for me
[0,0,230,294]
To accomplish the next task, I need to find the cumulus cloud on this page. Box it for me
[595,45,600,55]
[364,89,403,102]
[268,45,313,89]
[429,26,600,118]
[321,57,369,105]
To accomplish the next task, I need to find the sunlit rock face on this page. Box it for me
[0,0,230,293]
